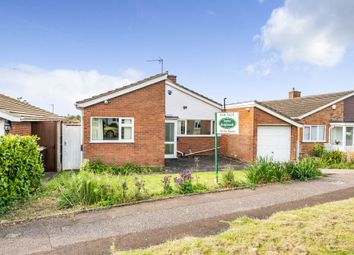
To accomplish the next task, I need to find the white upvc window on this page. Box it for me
[303,125,326,142]
[91,117,134,143]
[177,119,214,136]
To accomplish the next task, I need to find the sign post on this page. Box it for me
[215,112,239,184]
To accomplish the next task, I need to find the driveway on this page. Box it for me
[0,169,354,255]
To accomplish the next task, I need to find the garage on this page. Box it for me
[256,125,291,162]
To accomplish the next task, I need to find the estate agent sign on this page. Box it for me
[217,112,239,134]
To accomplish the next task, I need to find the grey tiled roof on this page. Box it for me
[76,73,222,107]
[0,93,62,121]
[259,90,354,119]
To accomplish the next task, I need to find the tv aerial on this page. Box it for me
[147,57,164,73]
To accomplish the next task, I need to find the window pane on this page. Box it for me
[304,126,311,141]
[165,144,174,154]
[121,127,132,140]
[177,120,185,135]
[187,120,211,135]
[311,126,318,141]
[121,118,132,125]
[318,126,325,141]
[331,127,343,145]
[92,118,104,140]
[103,118,119,140]
[346,127,353,146]
[165,123,174,142]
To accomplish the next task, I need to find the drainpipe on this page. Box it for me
[223,98,227,112]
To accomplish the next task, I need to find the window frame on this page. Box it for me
[90,117,134,143]
[303,125,326,142]
[177,119,216,137]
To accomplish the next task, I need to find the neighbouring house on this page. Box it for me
[221,89,354,162]
[76,73,222,167]
[0,93,63,171]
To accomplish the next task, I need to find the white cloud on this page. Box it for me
[0,65,145,115]
[260,0,354,67]
[244,55,278,76]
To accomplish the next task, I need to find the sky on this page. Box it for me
[0,0,354,115]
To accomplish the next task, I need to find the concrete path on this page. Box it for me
[1,169,354,255]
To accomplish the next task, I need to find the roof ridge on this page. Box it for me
[76,72,168,104]
[261,89,354,103]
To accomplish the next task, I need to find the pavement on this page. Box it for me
[1,169,354,255]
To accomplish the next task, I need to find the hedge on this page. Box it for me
[0,135,44,214]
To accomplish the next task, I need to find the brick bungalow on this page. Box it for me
[0,93,63,171]
[221,89,354,162]
[76,73,222,167]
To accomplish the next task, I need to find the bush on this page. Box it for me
[161,176,173,194]
[57,170,133,208]
[174,169,194,194]
[246,157,321,185]
[312,143,325,157]
[0,135,44,214]
[221,170,239,188]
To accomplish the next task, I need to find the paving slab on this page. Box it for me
[0,169,353,255]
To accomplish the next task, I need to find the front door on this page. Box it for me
[165,121,177,158]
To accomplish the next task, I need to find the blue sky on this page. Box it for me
[0,0,353,114]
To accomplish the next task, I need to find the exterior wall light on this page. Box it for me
[331,104,337,110]
[183,106,188,110]
[104,100,109,105]
[168,90,172,95]
[4,120,12,134]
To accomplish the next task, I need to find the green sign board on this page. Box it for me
[219,117,236,129]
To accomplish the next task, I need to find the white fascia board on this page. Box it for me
[76,74,168,108]
[0,111,20,121]
[255,103,303,127]
[226,101,256,109]
[296,92,354,120]
[165,80,222,109]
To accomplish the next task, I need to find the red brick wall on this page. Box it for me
[299,101,344,156]
[220,107,255,162]
[177,136,218,155]
[83,81,165,167]
[221,107,298,162]
[10,122,32,136]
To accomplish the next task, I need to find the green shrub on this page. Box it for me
[0,135,44,214]
[312,143,325,157]
[87,160,159,175]
[57,171,130,208]
[221,170,239,188]
[321,150,345,165]
[246,157,321,185]
[173,169,194,194]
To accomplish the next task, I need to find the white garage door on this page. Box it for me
[257,126,291,162]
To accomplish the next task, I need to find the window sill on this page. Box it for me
[90,140,135,144]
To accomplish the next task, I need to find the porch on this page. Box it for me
[325,122,354,152]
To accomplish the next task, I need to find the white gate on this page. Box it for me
[62,124,81,170]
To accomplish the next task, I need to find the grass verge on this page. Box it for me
[115,198,354,255]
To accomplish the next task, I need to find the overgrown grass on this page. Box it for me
[246,157,322,185]
[115,198,354,255]
[312,144,354,169]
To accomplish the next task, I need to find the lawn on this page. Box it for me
[0,170,247,222]
[115,198,354,255]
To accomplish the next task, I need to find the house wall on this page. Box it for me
[82,81,165,167]
[298,101,344,156]
[344,95,354,121]
[10,122,32,136]
[221,107,298,162]
[177,137,217,155]
[165,84,219,119]
[220,107,255,162]
[0,118,4,135]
